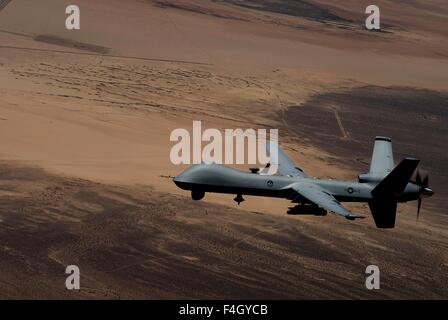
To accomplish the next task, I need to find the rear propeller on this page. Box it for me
[415,169,433,220]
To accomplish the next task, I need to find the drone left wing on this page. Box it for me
[266,142,307,177]
[290,182,364,220]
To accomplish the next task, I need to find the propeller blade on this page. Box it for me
[415,168,431,222]
[417,197,422,221]
[422,175,429,188]
[416,170,422,185]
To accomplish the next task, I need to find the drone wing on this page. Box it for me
[290,182,364,220]
[266,142,307,177]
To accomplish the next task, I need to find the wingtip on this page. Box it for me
[346,215,365,221]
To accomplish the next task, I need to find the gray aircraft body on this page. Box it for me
[174,137,433,228]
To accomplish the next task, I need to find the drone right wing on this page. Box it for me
[290,181,364,220]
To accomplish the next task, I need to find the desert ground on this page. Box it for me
[0,0,447,299]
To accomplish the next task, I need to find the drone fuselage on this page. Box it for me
[173,163,420,204]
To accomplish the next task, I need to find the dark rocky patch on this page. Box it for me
[222,0,352,23]
[34,35,110,54]
[284,86,448,211]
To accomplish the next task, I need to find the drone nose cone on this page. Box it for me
[421,187,434,198]
[173,175,181,185]
[173,172,190,184]
[173,166,200,189]
[173,174,191,190]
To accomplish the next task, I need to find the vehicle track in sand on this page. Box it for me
[0,45,213,66]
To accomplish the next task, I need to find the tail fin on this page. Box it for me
[369,158,419,228]
[359,137,395,182]
[370,136,394,178]
[371,158,419,197]
[368,200,398,228]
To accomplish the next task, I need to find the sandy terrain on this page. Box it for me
[1,161,447,299]
[0,0,447,298]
